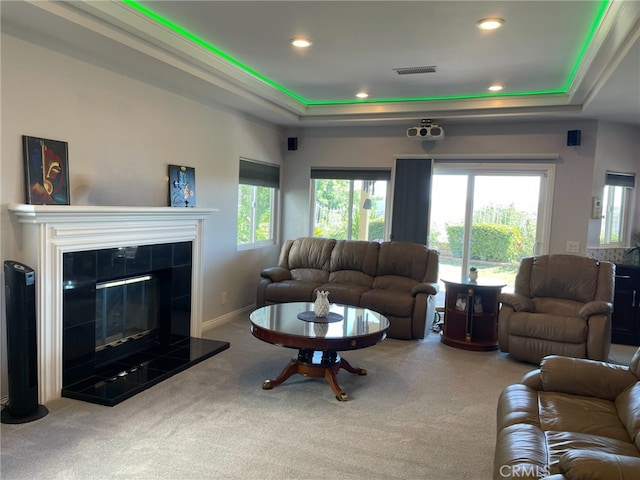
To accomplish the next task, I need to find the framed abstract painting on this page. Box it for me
[22,135,70,205]
[168,164,196,207]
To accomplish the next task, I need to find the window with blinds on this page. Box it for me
[237,158,280,247]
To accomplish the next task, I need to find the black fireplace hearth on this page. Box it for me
[62,336,229,406]
[61,242,229,406]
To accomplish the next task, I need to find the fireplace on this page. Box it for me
[8,204,229,406]
[95,273,159,354]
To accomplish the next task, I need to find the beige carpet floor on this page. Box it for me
[1,316,636,480]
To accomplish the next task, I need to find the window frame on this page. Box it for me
[600,186,630,246]
[599,171,636,247]
[237,158,280,250]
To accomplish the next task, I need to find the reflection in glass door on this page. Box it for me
[430,165,553,304]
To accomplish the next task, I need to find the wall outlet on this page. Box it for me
[566,240,580,253]
[221,292,227,304]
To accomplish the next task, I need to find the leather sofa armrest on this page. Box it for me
[499,293,533,312]
[260,266,292,283]
[411,282,439,296]
[520,369,543,390]
[539,355,637,400]
[578,300,613,319]
[559,450,640,480]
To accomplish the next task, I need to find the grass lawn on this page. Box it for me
[438,256,518,290]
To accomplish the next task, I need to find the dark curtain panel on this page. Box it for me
[390,158,433,244]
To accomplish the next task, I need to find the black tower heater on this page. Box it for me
[2,260,48,424]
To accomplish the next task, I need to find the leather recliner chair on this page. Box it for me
[494,347,640,479]
[498,254,614,364]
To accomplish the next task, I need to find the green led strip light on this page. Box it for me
[123,0,610,106]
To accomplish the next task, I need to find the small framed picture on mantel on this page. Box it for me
[168,164,196,207]
[22,135,70,205]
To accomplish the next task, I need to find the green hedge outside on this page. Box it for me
[446,223,523,263]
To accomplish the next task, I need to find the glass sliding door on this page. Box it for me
[430,174,468,269]
[430,164,553,302]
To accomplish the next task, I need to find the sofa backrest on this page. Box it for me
[375,241,436,282]
[515,254,613,304]
[328,240,379,287]
[284,237,336,282]
[277,237,439,287]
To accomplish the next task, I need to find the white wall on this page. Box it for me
[0,34,284,398]
[283,120,637,254]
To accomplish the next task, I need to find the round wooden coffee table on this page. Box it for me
[250,302,389,401]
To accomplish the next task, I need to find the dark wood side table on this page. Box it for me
[440,278,506,351]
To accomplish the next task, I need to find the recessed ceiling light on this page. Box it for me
[476,18,505,30]
[291,38,313,48]
[356,92,369,99]
[488,84,504,92]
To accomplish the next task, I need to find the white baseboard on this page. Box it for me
[201,305,254,332]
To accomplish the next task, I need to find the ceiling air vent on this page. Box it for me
[393,65,437,75]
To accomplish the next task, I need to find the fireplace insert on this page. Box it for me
[95,273,159,365]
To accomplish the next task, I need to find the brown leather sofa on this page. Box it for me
[494,348,640,479]
[256,237,439,339]
[498,254,614,364]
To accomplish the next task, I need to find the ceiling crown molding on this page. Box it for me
[3,0,639,127]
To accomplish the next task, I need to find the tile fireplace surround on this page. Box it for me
[8,204,229,406]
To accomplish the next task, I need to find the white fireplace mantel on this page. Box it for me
[8,204,217,403]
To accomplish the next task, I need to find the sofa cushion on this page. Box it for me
[372,274,419,292]
[508,337,586,364]
[509,314,587,343]
[360,289,415,317]
[545,431,640,474]
[533,298,583,316]
[559,449,640,480]
[290,268,330,283]
[328,270,374,288]
[315,283,370,306]
[539,392,631,442]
